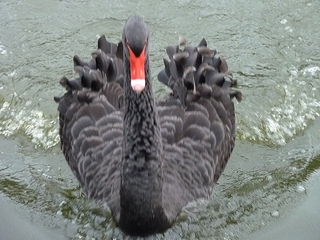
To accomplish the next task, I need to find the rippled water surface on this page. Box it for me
[0,0,320,239]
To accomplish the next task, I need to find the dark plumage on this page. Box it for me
[55,15,241,236]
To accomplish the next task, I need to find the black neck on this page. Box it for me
[119,56,167,234]
[121,56,162,171]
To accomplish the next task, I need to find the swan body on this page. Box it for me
[55,15,241,236]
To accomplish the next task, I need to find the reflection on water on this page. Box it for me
[0,0,320,239]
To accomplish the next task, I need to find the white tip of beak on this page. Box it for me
[131,79,145,93]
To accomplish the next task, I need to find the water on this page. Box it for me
[0,0,319,239]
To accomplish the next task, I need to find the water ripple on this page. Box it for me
[0,101,59,149]
[238,65,320,145]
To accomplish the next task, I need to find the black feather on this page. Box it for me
[98,35,117,55]
[55,17,241,236]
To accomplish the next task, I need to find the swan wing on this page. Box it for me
[157,38,241,218]
[55,38,124,217]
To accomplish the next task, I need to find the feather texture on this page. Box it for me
[55,16,241,236]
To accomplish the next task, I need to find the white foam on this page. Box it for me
[0,42,7,55]
[302,66,320,76]
[266,175,273,182]
[271,210,280,217]
[296,185,306,193]
[285,26,293,33]
[0,101,59,149]
[8,70,16,77]
[238,64,320,145]
[280,19,287,24]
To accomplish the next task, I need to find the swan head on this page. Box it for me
[122,15,149,94]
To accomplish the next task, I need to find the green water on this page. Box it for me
[0,0,319,239]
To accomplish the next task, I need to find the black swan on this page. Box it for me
[54,15,241,236]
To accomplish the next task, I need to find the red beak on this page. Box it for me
[128,46,146,93]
